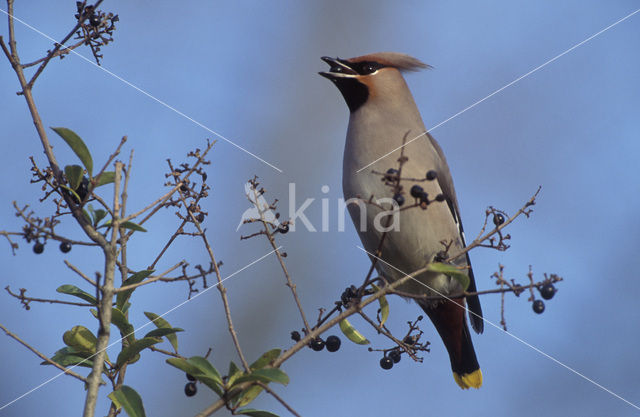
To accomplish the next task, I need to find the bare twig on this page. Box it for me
[5,286,94,307]
[250,181,311,333]
[257,382,302,417]
[64,260,98,287]
[114,261,185,293]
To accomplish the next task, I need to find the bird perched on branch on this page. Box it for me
[320,52,483,389]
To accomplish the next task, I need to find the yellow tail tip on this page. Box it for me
[453,369,483,389]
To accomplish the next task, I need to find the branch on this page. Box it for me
[250,181,311,333]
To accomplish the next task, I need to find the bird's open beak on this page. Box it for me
[319,56,358,80]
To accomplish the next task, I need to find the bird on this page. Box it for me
[319,52,483,389]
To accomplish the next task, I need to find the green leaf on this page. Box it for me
[116,337,162,368]
[63,325,98,355]
[227,361,242,386]
[90,307,135,343]
[428,262,470,291]
[92,209,107,226]
[166,357,223,396]
[108,385,146,417]
[372,284,389,327]
[95,171,115,187]
[45,347,94,368]
[250,349,281,370]
[56,285,98,305]
[116,270,154,310]
[143,327,183,340]
[237,409,280,417]
[100,220,147,233]
[339,318,370,345]
[64,164,84,190]
[52,127,93,177]
[143,312,179,352]
[234,368,289,386]
[235,386,263,408]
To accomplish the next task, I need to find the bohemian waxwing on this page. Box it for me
[320,52,483,389]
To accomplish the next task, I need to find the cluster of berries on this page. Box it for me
[291,331,342,353]
[32,241,72,255]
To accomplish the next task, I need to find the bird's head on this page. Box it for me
[319,52,430,112]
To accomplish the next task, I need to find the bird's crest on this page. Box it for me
[349,52,431,72]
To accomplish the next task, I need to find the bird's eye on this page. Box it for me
[359,62,380,75]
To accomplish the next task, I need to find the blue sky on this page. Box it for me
[1,1,640,416]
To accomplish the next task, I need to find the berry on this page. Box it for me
[389,350,401,364]
[434,194,446,202]
[380,356,393,370]
[59,241,72,253]
[179,183,189,193]
[493,213,505,226]
[196,213,205,223]
[75,177,90,202]
[33,242,44,254]
[290,331,301,342]
[325,335,341,352]
[532,299,545,314]
[393,193,405,206]
[410,185,424,199]
[426,170,437,181]
[184,382,197,397]
[417,315,423,321]
[186,373,196,382]
[277,224,289,234]
[310,338,325,351]
[539,283,556,300]
[385,168,399,181]
[89,14,101,27]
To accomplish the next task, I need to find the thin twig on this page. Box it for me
[114,261,185,293]
[5,286,94,307]
[257,382,302,417]
[64,260,98,287]
[251,183,311,333]
[0,322,88,383]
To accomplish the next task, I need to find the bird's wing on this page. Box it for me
[426,132,484,334]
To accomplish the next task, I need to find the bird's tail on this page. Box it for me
[419,298,482,389]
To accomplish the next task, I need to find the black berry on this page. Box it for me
[89,14,101,27]
[539,284,556,300]
[310,338,325,351]
[59,241,72,253]
[180,183,189,193]
[493,213,505,226]
[410,185,424,199]
[277,224,289,234]
[417,315,423,321]
[33,242,44,254]
[532,299,545,314]
[385,168,399,180]
[196,213,205,223]
[426,170,437,181]
[435,194,446,202]
[380,356,393,370]
[75,177,90,202]
[325,335,341,352]
[186,373,196,382]
[393,193,405,206]
[389,350,401,364]
[290,331,301,342]
[184,382,197,397]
